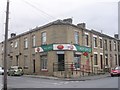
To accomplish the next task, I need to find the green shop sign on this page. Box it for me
[35,44,92,53]
[41,44,53,52]
[74,44,92,53]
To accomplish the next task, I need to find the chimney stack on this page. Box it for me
[11,33,16,38]
[114,34,119,39]
[63,18,72,24]
[77,23,86,29]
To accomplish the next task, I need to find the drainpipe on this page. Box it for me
[90,31,93,74]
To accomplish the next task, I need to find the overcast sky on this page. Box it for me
[0,0,119,42]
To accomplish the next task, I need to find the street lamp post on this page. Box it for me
[3,0,9,90]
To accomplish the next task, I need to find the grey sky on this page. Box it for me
[0,0,119,42]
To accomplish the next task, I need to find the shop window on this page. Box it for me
[74,55,80,69]
[41,55,47,70]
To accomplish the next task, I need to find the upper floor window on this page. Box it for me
[74,31,79,44]
[85,34,89,46]
[93,37,97,47]
[24,38,28,49]
[41,32,46,45]
[1,45,4,52]
[109,41,112,51]
[114,41,117,51]
[99,39,103,48]
[32,35,36,47]
[104,40,107,50]
[14,41,18,48]
[118,42,120,52]
[10,42,13,47]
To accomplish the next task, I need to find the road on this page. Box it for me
[5,75,119,88]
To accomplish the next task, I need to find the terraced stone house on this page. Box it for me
[0,18,120,78]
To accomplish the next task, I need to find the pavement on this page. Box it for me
[23,73,110,81]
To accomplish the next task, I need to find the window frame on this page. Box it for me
[41,32,47,45]
[93,37,97,48]
[24,38,28,49]
[74,31,79,44]
[99,39,103,48]
[32,35,36,47]
[85,34,89,46]
[40,55,48,71]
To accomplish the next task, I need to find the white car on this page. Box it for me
[0,67,4,75]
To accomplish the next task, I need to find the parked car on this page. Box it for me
[0,67,4,75]
[110,66,120,77]
[8,66,24,76]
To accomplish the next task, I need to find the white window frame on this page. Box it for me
[24,38,28,49]
[93,37,97,48]
[14,41,18,48]
[109,41,112,51]
[10,42,13,47]
[114,41,117,51]
[104,40,107,50]
[99,38,103,48]
[74,31,79,44]
[85,34,89,46]
[32,35,36,47]
[41,56,47,71]
[41,32,46,45]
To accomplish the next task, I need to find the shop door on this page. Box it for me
[58,54,65,71]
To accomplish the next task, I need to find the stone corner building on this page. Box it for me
[0,18,120,78]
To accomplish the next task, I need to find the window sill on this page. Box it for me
[41,69,48,72]
[24,66,28,69]
[94,47,98,49]
[93,65,99,67]
[24,48,28,50]
[32,46,36,48]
